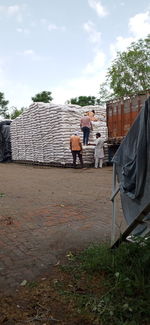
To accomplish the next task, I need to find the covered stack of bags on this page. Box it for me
[10,103,108,166]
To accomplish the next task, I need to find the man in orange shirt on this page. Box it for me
[70,131,84,168]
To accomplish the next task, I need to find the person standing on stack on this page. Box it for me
[87,110,98,121]
[80,112,93,145]
[94,133,104,168]
[70,131,84,168]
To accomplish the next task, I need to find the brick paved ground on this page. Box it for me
[0,163,125,293]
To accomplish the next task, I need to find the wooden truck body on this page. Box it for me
[106,90,150,162]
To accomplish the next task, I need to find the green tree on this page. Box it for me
[10,107,25,119]
[107,35,150,98]
[0,92,9,117]
[98,83,113,105]
[32,91,53,103]
[68,96,99,106]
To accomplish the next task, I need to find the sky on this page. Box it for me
[0,0,150,110]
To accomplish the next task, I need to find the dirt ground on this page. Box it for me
[0,162,125,293]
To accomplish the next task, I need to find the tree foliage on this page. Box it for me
[68,96,100,106]
[98,83,113,105]
[0,92,9,117]
[106,35,150,98]
[32,91,53,103]
[10,107,25,119]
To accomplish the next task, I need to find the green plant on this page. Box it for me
[59,238,150,325]
[0,192,5,197]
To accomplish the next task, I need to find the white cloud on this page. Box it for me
[110,10,150,59]
[0,58,40,108]
[48,23,58,31]
[0,6,4,13]
[16,27,23,33]
[0,49,106,108]
[23,49,35,56]
[16,49,38,60]
[6,82,36,108]
[110,36,135,58]
[7,5,20,16]
[0,4,25,22]
[83,50,106,74]
[16,49,51,62]
[40,19,66,32]
[88,0,108,17]
[52,51,107,104]
[52,71,106,104]
[48,23,66,32]
[0,60,7,89]
[30,21,36,28]
[129,11,150,38]
[16,27,30,35]
[0,58,39,108]
[83,21,101,44]
[51,18,106,103]
[40,18,47,25]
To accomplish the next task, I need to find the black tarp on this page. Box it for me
[0,120,12,162]
[113,96,150,235]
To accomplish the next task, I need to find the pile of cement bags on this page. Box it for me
[10,103,108,166]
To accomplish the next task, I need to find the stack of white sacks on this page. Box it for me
[10,103,108,166]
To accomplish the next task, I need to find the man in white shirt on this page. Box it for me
[94,133,104,168]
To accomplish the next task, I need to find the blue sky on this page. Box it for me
[0,0,150,110]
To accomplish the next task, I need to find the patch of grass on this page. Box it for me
[59,237,150,325]
[0,192,5,197]
[27,281,38,288]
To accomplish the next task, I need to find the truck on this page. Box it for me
[106,89,150,162]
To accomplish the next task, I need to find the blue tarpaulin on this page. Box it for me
[0,120,12,162]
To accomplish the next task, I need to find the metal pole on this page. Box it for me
[111,163,116,244]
